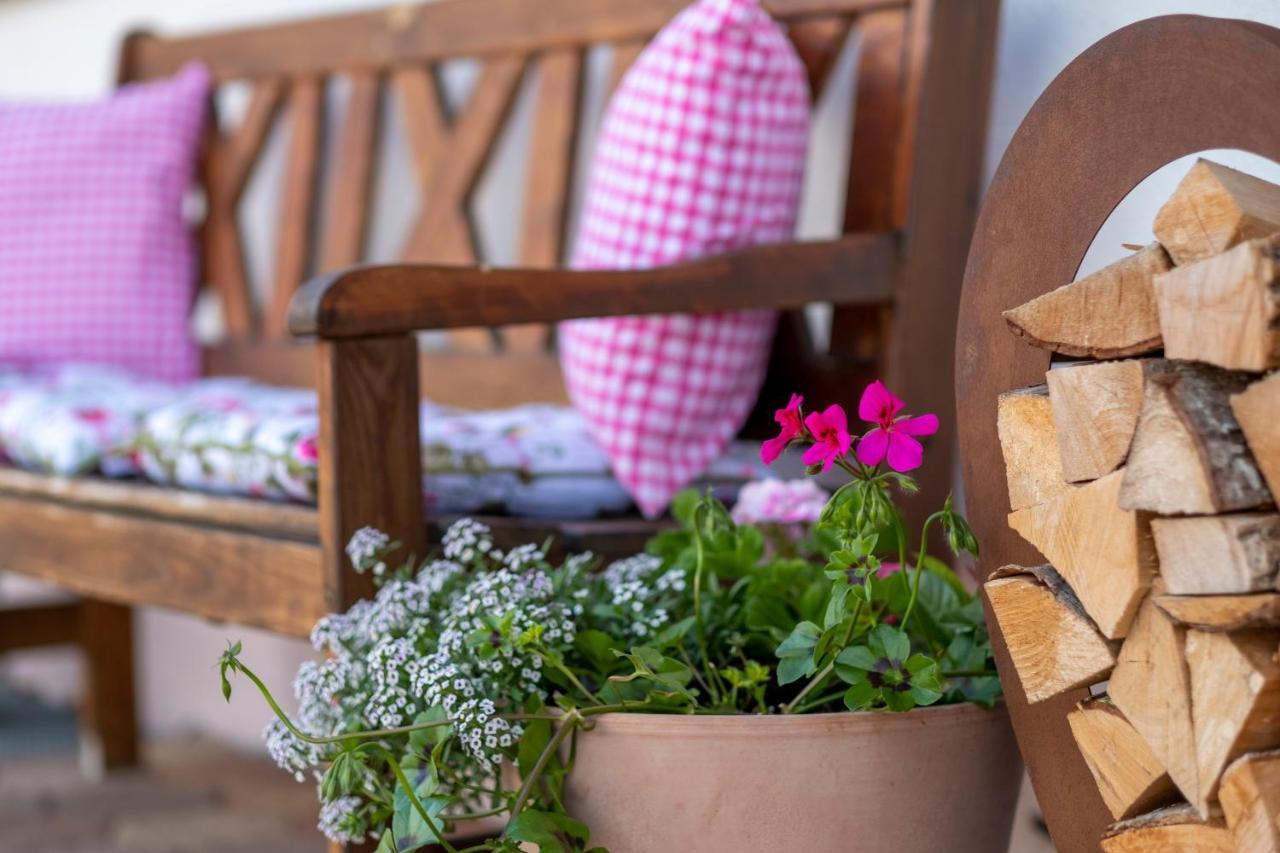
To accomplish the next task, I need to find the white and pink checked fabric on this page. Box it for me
[560,0,810,517]
[0,64,209,383]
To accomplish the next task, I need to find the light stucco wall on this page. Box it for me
[1,0,1279,753]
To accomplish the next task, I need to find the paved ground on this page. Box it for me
[0,686,1056,852]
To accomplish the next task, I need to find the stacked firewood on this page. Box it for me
[987,159,1280,852]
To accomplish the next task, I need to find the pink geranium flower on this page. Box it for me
[854,381,938,473]
[760,393,805,465]
[801,404,852,472]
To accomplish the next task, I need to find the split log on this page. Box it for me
[1219,750,1280,853]
[1110,593,1201,806]
[1101,804,1234,853]
[1151,514,1280,594]
[1047,359,1146,482]
[1119,360,1271,515]
[1233,372,1280,500]
[997,385,1070,511]
[1156,593,1280,632]
[1068,697,1179,820]
[1003,243,1169,358]
[1152,158,1280,266]
[984,565,1116,703]
[1187,628,1280,817]
[1009,469,1156,638]
[1154,234,1280,371]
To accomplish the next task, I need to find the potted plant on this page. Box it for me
[220,381,1022,853]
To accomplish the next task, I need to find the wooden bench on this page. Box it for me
[0,0,999,794]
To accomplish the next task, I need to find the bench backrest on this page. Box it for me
[117,0,996,413]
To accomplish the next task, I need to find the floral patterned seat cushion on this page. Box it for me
[0,363,762,518]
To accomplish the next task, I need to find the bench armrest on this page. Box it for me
[288,233,897,339]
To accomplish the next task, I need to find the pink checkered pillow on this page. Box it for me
[0,64,210,382]
[559,0,810,517]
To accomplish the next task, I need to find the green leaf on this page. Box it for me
[671,489,701,527]
[408,707,451,755]
[775,621,821,659]
[869,624,910,663]
[777,654,815,686]
[822,583,851,631]
[374,829,397,853]
[843,676,877,710]
[517,717,552,780]
[391,781,448,853]
[833,644,878,680]
[574,629,618,672]
[506,808,591,853]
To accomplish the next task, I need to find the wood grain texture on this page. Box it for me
[1188,628,1280,817]
[1047,360,1146,483]
[268,76,325,338]
[1101,804,1235,853]
[996,385,1070,512]
[1119,360,1271,515]
[1156,593,1280,632]
[0,601,80,654]
[79,600,139,774]
[1068,697,1178,821]
[1002,243,1170,359]
[204,78,285,338]
[1155,233,1280,371]
[1232,371,1280,500]
[319,70,383,270]
[1151,514,1280,595]
[0,492,325,637]
[1008,469,1156,640]
[290,234,897,338]
[316,337,426,614]
[985,567,1116,703]
[1109,594,1200,809]
[123,0,905,81]
[1219,750,1280,853]
[1153,158,1280,266]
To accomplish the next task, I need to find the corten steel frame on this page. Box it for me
[0,0,999,817]
[957,14,1280,853]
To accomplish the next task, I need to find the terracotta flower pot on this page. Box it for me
[563,703,1022,853]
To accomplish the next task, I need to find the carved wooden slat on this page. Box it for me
[609,38,648,94]
[269,77,326,338]
[789,15,854,99]
[401,56,526,265]
[508,48,584,352]
[0,602,80,654]
[320,71,383,271]
[828,8,907,362]
[393,66,451,202]
[126,0,906,81]
[80,600,138,772]
[206,79,285,338]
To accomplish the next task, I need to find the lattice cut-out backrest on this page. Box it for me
[117,0,928,396]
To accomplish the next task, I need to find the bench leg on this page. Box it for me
[78,599,139,775]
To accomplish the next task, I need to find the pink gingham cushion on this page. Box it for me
[559,0,810,517]
[0,64,209,382]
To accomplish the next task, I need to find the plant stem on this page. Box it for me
[791,689,849,714]
[368,742,458,853]
[691,516,724,704]
[782,599,864,714]
[538,649,602,706]
[902,512,944,630]
[506,709,581,828]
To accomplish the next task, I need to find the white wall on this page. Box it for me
[1,0,1279,753]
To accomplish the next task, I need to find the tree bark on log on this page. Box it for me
[1233,371,1280,501]
[1119,360,1272,515]
[1003,243,1169,358]
[1151,513,1280,595]
[1101,804,1234,853]
[1156,593,1280,632]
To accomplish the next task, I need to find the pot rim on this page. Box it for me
[573,700,1008,737]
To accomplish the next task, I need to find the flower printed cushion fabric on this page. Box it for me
[0,363,170,476]
[0,64,210,383]
[558,0,811,517]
